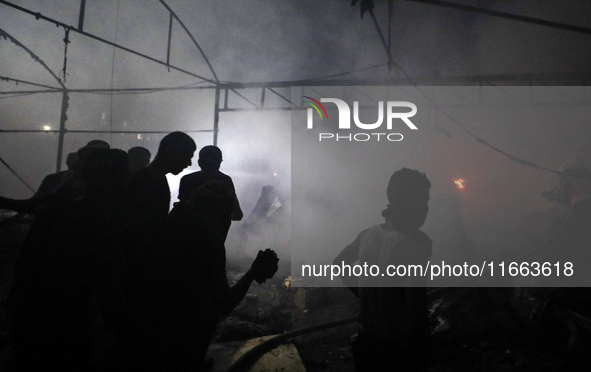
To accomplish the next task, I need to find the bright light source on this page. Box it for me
[273,172,277,177]
[137,134,143,140]
[453,178,466,190]
[43,125,51,131]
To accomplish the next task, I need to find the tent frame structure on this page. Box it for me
[1,0,591,178]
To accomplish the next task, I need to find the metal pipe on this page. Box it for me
[166,13,173,69]
[267,88,295,107]
[55,91,69,172]
[77,0,86,31]
[226,315,358,372]
[213,86,220,146]
[0,75,61,90]
[0,129,213,134]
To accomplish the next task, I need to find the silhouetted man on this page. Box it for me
[334,168,432,372]
[178,145,243,240]
[129,132,196,220]
[47,140,110,201]
[9,149,129,371]
[168,180,278,371]
[34,152,78,198]
[120,132,196,368]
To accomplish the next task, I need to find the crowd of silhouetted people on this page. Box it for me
[0,133,278,371]
[3,129,591,372]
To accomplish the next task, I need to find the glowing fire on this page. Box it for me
[454,178,466,190]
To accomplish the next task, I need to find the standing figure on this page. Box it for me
[129,132,196,221]
[178,145,243,241]
[334,168,432,372]
[120,132,196,369]
[34,152,78,198]
[168,180,278,371]
[9,149,129,371]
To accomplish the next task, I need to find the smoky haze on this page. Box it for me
[1,1,591,276]
[291,86,591,286]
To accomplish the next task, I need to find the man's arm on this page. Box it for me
[213,269,256,315]
[0,195,54,214]
[226,178,243,221]
[333,229,368,296]
[178,174,190,201]
[211,249,276,315]
[231,193,243,221]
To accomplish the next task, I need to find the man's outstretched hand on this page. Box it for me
[251,249,279,284]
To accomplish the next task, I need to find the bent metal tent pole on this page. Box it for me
[0,1,217,84]
[157,0,220,83]
[0,0,220,171]
[0,27,70,172]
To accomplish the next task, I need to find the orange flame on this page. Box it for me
[454,178,466,190]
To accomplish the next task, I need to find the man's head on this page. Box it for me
[76,145,102,177]
[198,145,223,172]
[127,146,151,173]
[155,132,196,175]
[383,168,431,232]
[65,152,79,171]
[86,139,110,149]
[82,148,130,200]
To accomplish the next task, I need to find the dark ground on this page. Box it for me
[1,216,591,371]
[220,263,591,371]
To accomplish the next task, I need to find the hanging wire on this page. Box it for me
[368,9,395,75]
[303,63,388,82]
[76,81,215,95]
[223,63,389,86]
